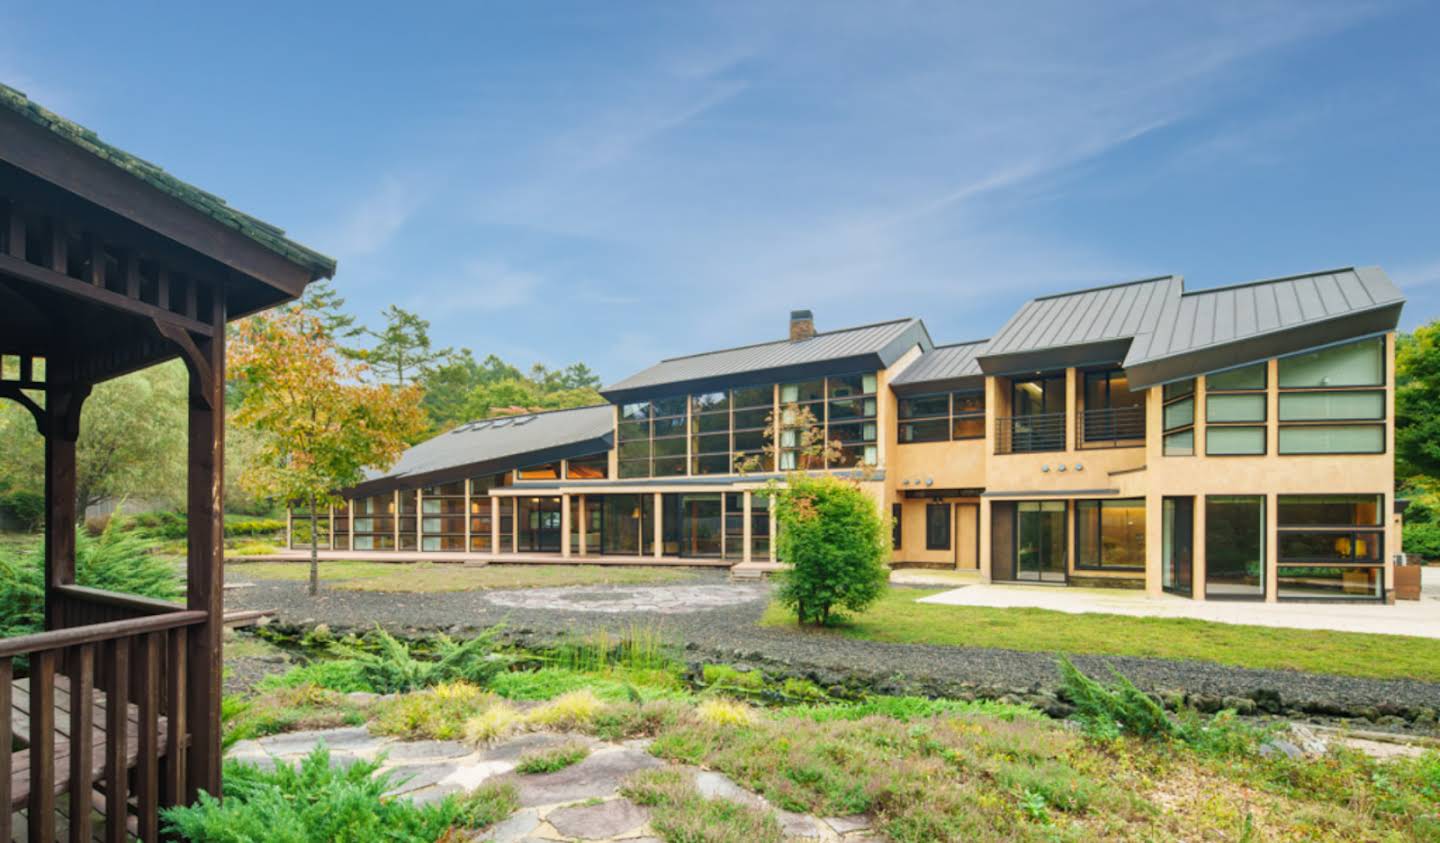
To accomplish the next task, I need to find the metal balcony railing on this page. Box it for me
[1081,405,1146,447]
[995,412,1067,454]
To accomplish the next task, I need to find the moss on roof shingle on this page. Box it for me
[0,83,336,278]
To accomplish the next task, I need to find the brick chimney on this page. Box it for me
[789,309,815,342]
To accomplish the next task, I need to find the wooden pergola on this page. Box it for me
[0,87,333,841]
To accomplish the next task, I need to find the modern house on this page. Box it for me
[294,267,1406,603]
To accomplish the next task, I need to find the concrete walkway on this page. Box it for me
[918,567,1440,639]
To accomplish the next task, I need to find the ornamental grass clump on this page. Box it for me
[463,700,523,745]
[695,698,757,728]
[515,740,590,774]
[524,689,603,731]
[371,682,496,741]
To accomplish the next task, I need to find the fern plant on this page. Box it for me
[327,626,508,694]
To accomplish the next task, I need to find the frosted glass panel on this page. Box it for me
[1206,394,1266,422]
[1206,426,1265,455]
[1278,338,1382,388]
[1207,363,1266,391]
[1278,391,1384,421]
[1164,430,1194,456]
[1278,424,1383,454]
[1164,398,1193,429]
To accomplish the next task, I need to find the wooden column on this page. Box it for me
[742,492,753,563]
[43,377,87,631]
[463,480,472,552]
[578,495,587,556]
[653,492,663,559]
[184,290,225,803]
[561,493,572,558]
[490,496,501,556]
[415,489,423,551]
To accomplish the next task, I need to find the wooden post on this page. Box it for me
[43,378,86,631]
[742,492,753,563]
[184,288,225,803]
[653,492,663,559]
[463,480,472,552]
[561,494,572,558]
[491,496,501,557]
[578,495,587,556]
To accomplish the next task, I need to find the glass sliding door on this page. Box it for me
[1162,497,1193,596]
[1016,501,1067,582]
[517,496,562,552]
[667,493,722,558]
[601,494,645,556]
[1205,496,1265,599]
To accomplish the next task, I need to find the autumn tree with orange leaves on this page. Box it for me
[230,305,426,595]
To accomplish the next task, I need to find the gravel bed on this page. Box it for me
[227,573,1440,721]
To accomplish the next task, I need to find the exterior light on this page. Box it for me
[1075,463,1084,472]
[1041,464,1050,472]
[925,477,934,486]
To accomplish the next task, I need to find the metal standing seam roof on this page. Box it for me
[1124,266,1404,368]
[981,275,1181,361]
[601,318,932,398]
[349,404,615,492]
[889,339,989,388]
[0,83,337,278]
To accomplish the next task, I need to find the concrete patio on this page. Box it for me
[917,567,1440,639]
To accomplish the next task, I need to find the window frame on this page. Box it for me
[1274,493,1385,601]
[925,502,951,551]
[1274,338,1388,457]
[897,387,986,445]
[1203,365,1269,457]
[1073,497,1146,572]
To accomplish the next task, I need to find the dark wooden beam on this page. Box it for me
[43,380,89,632]
[185,288,225,802]
[0,109,316,295]
[154,319,214,405]
[0,251,212,335]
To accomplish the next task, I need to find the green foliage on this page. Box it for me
[162,747,471,842]
[452,779,519,831]
[1056,656,1176,740]
[357,305,453,388]
[775,695,1044,724]
[1402,494,1440,560]
[1398,322,1440,490]
[420,351,603,432]
[0,489,43,530]
[620,769,785,843]
[258,660,375,694]
[222,685,369,747]
[769,474,889,625]
[0,526,178,639]
[515,740,590,774]
[327,626,507,694]
[700,664,765,690]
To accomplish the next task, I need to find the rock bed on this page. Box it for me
[228,575,1440,731]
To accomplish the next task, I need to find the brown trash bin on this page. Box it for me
[1394,555,1423,601]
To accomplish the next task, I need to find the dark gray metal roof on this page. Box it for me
[602,318,933,402]
[977,275,1181,374]
[344,404,614,496]
[889,340,988,393]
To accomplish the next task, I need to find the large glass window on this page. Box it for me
[398,490,418,550]
[1075,498,1145,569]
[731,385,774,473]
[926,503,951,550]
[898,389,986,443]
[1081,370,1144,445]
[750,495,771,560]
[1205,364,1267,456]
[1003,376,1065,453]
[352,494,395,551]
[565,453,609,480]
[601,494,648,556]
[692,392,732,476]
[1276,494,1383,601]
[1278,337,1383,388]
[1205,496,1265,599]
[1276,338,1386,455]
[892,503,902,550]
[420,481,466,551]
[1162,379,1195,456]
[333,500,350,551]
[1162,497,1193,596]
[826,373,877,468]
[516,462,561,481]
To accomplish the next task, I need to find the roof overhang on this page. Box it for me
[977,338,1133,378]
[1124,303,1404,390]
[889,373,985,396]
[341,434,613,499]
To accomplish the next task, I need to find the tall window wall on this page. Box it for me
[618,373,878,478]
[1205,364,1267,455]
[1277,494,1384,600]
[353,494,396,551]
[421,481,466,551]
[1075,498,1145,570]
[1205,495,1265,599]
[1162,379,1196,455]
[1277,338,1385,455]
[897,389,985,444]
[398,490,418,550]
[333,501,350,551]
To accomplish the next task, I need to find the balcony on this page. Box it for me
[1081,405,1146,448]
[996,412,1066,454]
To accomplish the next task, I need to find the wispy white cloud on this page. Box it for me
[1394,259,1440,290]
[329,174,432,258]
[439,259,544,313]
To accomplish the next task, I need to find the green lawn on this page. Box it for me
[226,560,698,592]
[761,588,1440,683]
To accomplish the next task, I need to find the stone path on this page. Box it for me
[482,583,768,615]
[227,726,881,842]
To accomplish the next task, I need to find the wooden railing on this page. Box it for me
[1,605,207,842]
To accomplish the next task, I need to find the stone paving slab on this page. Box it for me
[227,726,878,842]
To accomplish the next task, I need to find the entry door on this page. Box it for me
[954,504,979,569]
[1016,501,1066,582]
[1162,497,1193,596]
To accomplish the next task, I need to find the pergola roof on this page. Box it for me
[0,84,335,279]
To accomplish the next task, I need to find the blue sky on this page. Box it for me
[5,1,1438,383]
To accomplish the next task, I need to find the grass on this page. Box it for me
[225,560,696,592]
[761,588,1440,682]
[370,682,496,740]
[514,740,590,774]
[622,769,784,843]
[223,685,371,747]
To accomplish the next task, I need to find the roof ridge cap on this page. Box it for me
[656,317,916,363]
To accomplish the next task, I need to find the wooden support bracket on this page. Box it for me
[153,319,214,407]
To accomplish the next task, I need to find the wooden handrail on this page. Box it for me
[53,583,184,616]
[0,611,207,659]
